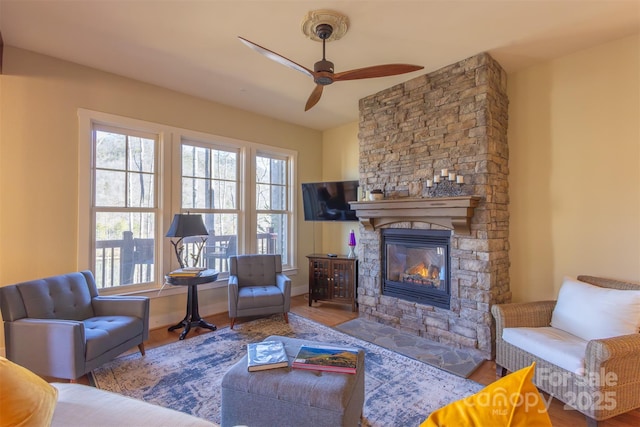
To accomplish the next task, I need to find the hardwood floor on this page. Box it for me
[86,294,639,427]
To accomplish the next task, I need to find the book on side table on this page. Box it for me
[292,344,358,374]
[247,340,289,372]
[168,267,205,278]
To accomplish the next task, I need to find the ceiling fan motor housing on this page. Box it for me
[314,59,335,84]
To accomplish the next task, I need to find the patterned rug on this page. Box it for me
[90,313,483,426]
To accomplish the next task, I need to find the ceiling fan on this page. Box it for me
[238,22,424,111]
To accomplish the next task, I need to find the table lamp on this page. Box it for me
[166,213,208,269]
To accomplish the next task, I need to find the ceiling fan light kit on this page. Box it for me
[239,9,424,111]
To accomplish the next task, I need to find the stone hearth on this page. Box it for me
[356,52,510,359]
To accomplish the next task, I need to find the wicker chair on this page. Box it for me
[492,275,640,427]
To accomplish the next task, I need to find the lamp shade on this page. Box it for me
[166,214,208,238]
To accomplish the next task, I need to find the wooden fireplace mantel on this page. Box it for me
[349,196,481,235]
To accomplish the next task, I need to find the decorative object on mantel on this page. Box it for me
[347,229,357,258]
[369,189,384,200]
[425,168,466,197]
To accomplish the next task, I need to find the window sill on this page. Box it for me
[103,267,299,299]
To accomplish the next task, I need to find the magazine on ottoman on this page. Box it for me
[247,340,289,372]
[292,344,358,374]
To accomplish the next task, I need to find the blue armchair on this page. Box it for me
[228,255,291,329]
[0,270,149,380]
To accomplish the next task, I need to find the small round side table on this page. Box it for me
[165,269,219,340]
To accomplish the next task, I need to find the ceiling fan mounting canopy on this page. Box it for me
[238,9,424,111]
[314,23,334,40]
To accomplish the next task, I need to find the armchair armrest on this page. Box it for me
[276,273,291,311]
[5,319,85,379]
[92,296,149,318]
[586,334,640,384]
[92,296,150,340]
[492,301,556,337]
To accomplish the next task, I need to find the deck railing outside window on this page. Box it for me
[95,232,278,289]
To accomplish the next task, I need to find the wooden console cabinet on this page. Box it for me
[307,254,358,312]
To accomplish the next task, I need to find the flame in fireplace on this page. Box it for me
[402,263,441,288]
[407,263,426,276]
[406,263,439,279]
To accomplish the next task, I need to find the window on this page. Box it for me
[92,125,158,289]
[180,142,239,273]
[79,109,297,293]
[255,153,291,265]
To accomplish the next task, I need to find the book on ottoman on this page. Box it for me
[247,340,289,371]
[292,344,358,374]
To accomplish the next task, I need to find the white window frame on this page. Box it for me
[78,109,172,294]
[174,130,297,271]
[79,109,298,295]
[252,148,295,267]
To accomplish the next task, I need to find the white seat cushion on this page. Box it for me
[502,327,588,374]
[52,383,217,427]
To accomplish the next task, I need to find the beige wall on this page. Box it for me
[320,35,640,303]
[0,47,323,338]
[508,34,639,301]
[320,122,361,255]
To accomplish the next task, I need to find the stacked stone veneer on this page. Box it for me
[357,53,510,359]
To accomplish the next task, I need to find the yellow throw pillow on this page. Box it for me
[0,356,58,427]
[421,362,551,427]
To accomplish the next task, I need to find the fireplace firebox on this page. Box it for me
[382,229,451,309]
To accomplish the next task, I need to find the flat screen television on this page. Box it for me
[301,180,359,221]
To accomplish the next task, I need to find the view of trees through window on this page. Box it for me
[93,128,157,288]
[256,154,289,264]
[85,111,295,291]
[181,144,239,273]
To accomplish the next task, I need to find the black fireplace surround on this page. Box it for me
[382,229,451,309]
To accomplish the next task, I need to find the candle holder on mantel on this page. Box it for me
[425,168,467,197]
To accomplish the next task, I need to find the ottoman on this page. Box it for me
[221,335,365,427]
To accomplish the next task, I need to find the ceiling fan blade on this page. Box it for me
[305,85,324,111]
[238,36,313,78]
[334,64,424,81]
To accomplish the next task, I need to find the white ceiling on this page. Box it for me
[1,1,638,131]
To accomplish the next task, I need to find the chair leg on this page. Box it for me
[230,318,235,329]
[496,363,507,378]
[585,416,599,427]
[138,343,146,356]
[283,312,289,323]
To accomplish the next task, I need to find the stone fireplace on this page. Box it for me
[353,52,511,359]
[382,228,452,310]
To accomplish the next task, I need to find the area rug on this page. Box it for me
[335,317,486,378]
[90,313,483,426]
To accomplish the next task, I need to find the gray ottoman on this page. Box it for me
[221,335,365,427]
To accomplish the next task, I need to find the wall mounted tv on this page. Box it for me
[301,180,359,222]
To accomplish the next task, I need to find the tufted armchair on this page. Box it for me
[227,254,291,329]
[0,270,149,381]
[492,275,640,427]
